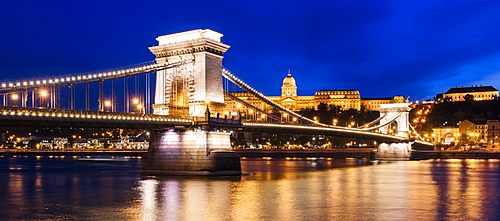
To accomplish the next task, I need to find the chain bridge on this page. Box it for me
[0,29,433,175]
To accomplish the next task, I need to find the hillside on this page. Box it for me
[425,100,500,127]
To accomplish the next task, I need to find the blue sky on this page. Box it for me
[1,0,500,101]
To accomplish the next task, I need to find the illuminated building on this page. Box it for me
[444,85,498,102]
[487,120,500,149]
[314,90,361,110]
[430,126,459,146]
[226,73,399,113]
[361,97,393,111]
[429,120,488,148]
[460,120,487,147]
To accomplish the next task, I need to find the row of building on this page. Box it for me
[226,73,399,113]
[227,72,500,115]
[225,72,500,150]
[429,85,500,149]
[429,119,500,149]
[226,73,499,114]
[0,134,148,150]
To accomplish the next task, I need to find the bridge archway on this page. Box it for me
[162,67,195,116]
[378,103,411,138]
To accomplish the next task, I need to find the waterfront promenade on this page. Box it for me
[2,149,500,159]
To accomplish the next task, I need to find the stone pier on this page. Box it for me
[374,142,413,160]
[142,128,241,175]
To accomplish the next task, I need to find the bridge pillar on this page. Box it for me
[375,103,416,160]
[141,127,241,175]
[143,29,240,175]
[375,142,413,160]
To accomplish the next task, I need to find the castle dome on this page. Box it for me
[282,74,296,87]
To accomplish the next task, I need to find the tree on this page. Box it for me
[317,102,328,112]
[434,93,444,102]
[464,94,474,102]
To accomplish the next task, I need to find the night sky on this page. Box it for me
[1,0,500,101]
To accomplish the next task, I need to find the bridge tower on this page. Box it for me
[142,29,241,175]
[378,103,411,138]
[375,103,414,160]
[149,29,229,117]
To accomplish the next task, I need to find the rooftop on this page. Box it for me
[361,97,393,101]
[445,85,498,94]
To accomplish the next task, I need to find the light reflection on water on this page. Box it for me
[1,156,500,220]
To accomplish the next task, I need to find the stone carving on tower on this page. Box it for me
[149,29,230,117]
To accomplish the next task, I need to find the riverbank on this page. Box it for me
[418,150,500,160]
[2,149,500,159]
[234,149,374,158]
[0,150,147,157]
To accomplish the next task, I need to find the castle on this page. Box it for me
[225,73,399,115]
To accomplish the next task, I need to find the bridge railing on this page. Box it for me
[0,106,194,123]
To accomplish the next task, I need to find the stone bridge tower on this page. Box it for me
[142,29,241,175]
[376,102,414,160]
[378,103,411,138]
[149,29,230,117]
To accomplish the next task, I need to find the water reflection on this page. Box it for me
[1,156,500,220]
[428,159,500,220]
[133,159,500,220]
[0,156,142,220]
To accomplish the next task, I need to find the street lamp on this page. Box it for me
[248,109,254,121]
[133,98,142,113]
[40,90,47,107]
[104,100,111,112]
[11,94,18,107]
[332,119,338,126]
[11,94,19,107]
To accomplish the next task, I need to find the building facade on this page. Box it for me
[361,97,393,111]
[459,119,487,147]
[225,73,398,114]
[429,126,460,146]
[444,85,498,102]
[487,120,500,148]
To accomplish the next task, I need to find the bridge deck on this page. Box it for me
[0,106,192,129]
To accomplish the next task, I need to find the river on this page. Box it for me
[1,156,499,220]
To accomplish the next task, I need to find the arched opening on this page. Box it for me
[168,76,189,116]
[388,121,398,135]
[163,67,195,116]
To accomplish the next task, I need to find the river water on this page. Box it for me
[1,156,499,220]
